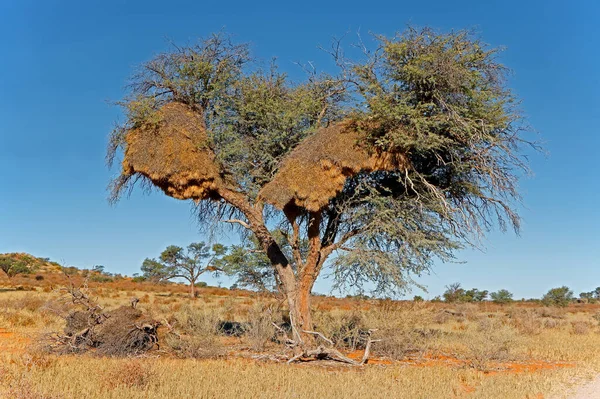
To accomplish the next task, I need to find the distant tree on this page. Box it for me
[0,255,30,278]
[141,258,176,284]
[108,28,536,352]
[542,286,574,307]
[578,290,598,304]
[443,283,466,303]
[92,265,105,273]
[216,230,299,294]
[413,295,424,302]
[490,289,514,304]
[464,288,488,302]
[145,242,226,298]
[443,283,488,303]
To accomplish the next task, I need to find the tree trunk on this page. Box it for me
[189,282,195,299]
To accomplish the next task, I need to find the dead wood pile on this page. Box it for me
[49,285,160,356]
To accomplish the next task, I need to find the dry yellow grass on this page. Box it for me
[1,288,600,398]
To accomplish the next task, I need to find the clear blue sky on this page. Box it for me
[1,0,598,299]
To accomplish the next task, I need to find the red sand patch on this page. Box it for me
[0,328,30,354]
[399,354,575,374]
[346,350,393,365]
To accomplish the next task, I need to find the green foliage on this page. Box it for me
[442,283,488,303]
[0,255,30,278]
[216,229,305,293]
[141,258,176,284]
[490,289,514,304]
[143,242,225,291]
[0,253,51,278]
[92,265,105,273]
[542,286,574,307]
[579,287,600,303]
[413,295,424,302]
[89,274,113,283]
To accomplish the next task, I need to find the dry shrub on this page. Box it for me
[246,303,278,351]
[432,310,451,324]
[1,354,59,399]
[376,327,441,360]
[593,312,600,326]
[0,296,46,312]
[165,305,223,358]
[455,304,479,321]
[465,318,518,371]
[314,311,369,350]
[367,305,439,359]
[571,321,592,335]
[538,307,565,319]
[1,312,36,327]
[508,308,543,335]
[542,318,562,329]
[104,359,155,389]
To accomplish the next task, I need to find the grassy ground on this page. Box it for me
[1,284,600,398]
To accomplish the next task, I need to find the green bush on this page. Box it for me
[541,286,574,307]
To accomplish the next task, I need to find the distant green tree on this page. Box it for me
[464,288,488,302]
[216,230,300,294]
[0,255,30,278]
[443,283,488,303]
[92,265,105,273]
[413,295,424,302]
[144,242,226,298]
[443,283,466,303]
[542,286,574,307]
[141,258,176,284]
[490,289,514,304]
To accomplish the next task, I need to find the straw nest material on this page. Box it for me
[121,102,221,200]
[258,122,407,211]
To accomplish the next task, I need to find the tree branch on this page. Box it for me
[222,219,251,229]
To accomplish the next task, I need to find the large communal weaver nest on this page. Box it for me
[119,102,222,200]
[259,122,408,211]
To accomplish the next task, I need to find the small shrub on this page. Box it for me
[246,303,278,351]
[34,275,44,281]
[541,286,574,307]
[509,308,542,335]
[571,321,592,335]
[314,311,368,350]
[466,319,518,371]
[432,311,450,325]
[105,360,155,389]
[592,312,600,326]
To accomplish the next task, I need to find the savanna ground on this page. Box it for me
[1,274,600,398]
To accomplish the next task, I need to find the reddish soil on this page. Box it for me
[0,328,30,354]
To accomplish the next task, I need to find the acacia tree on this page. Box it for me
[0,255,30,278]
[108,28,534,354]
[144,242,225,298]
[140,258,175,284]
